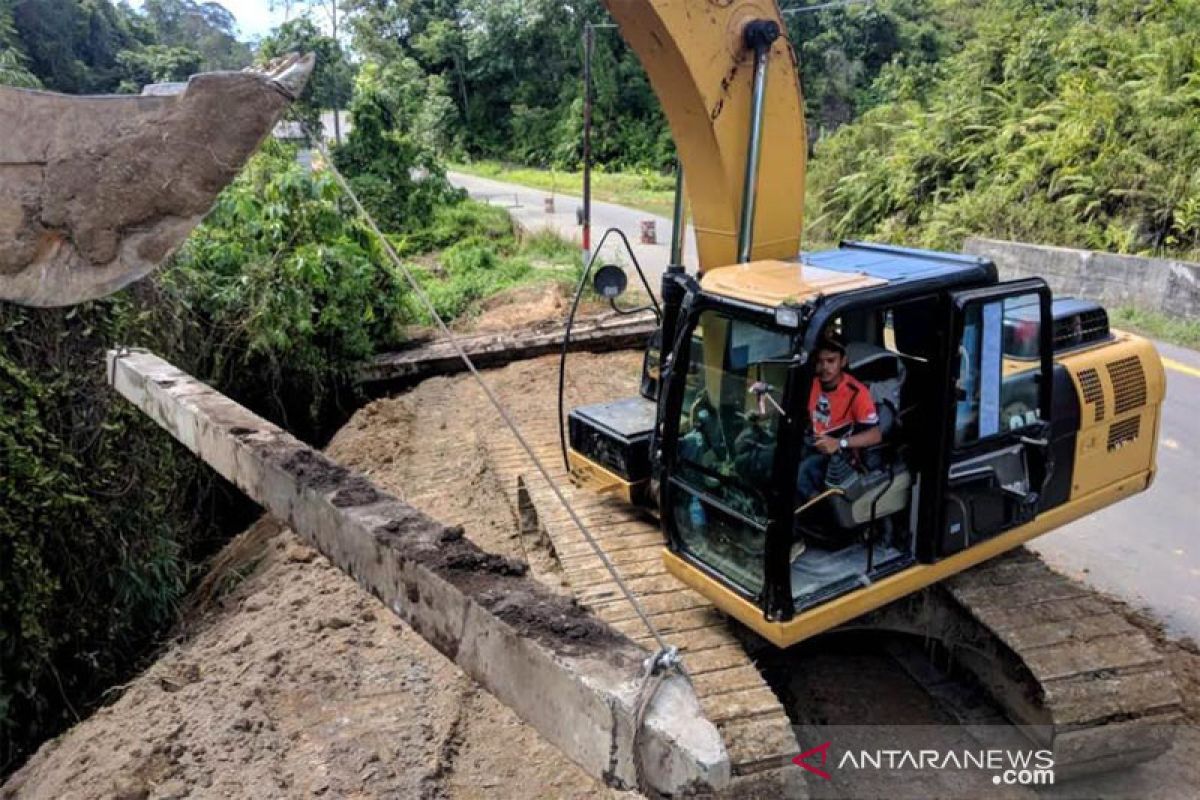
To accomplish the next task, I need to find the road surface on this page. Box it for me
[448,170,695,285]
[449,170,1200,641]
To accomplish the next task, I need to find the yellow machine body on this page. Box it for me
[570,330,1164,647]
[574,1,1169,648]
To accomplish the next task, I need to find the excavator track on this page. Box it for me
[921,550,1181,777]
[480,421,802,793]
[474,369,1180,787]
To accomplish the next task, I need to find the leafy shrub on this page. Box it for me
[396,200,515,256]
[806,0,1200,262]
[164,140,412,428]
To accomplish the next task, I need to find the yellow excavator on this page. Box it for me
[562,0,1179,772]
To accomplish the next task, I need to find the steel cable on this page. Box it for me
[306,133,677,659]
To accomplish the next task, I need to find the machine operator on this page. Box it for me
[796,333,883,501]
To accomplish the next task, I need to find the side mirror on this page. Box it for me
[593,264,628,298]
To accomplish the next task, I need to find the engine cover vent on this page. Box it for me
[1077,368,1105,423]
[1047,298,1112,355]
[1107,416,1141,451]
[1106,356,1147,415]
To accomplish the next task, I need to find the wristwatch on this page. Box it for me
[839,437,850,451]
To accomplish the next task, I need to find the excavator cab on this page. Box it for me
[655,246,1064,641]
[566,242,1095,646]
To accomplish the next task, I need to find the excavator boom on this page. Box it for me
[600,0,806,270]
[0,54,313,307]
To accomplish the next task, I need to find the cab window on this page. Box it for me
[671,310,792,593]
[954,292,1046,447]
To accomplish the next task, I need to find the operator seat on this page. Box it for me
[845,342,907,436]
[823,343,913,530]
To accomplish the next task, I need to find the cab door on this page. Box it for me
[937,279,1053,557]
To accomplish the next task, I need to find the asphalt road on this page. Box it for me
[449,170,1200,641]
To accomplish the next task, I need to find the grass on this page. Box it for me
[450,160,678,218]
[1110,307,1200,351]
[402,199,583,324]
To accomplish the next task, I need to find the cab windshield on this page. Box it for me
[670,310,793,594]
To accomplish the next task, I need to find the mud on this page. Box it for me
[279,448,350,492]
[370,509,630,657]
[329,478,383,508]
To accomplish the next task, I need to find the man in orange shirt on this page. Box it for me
[796,334,883,502]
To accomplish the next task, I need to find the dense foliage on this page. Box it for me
[0,289,222,773]
[1,0,251,93]
[806,0,1200,260]
[340,0,944,170]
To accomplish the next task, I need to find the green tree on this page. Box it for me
[258,16,354,141]
[116,43,202,90]
[332,64,461,233]
[9,0,147,92]
[140,0,252,71]
[0,1,37,87]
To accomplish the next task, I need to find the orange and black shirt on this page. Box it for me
[808,373,879,437]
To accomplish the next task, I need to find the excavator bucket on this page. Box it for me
[0,54,314,307]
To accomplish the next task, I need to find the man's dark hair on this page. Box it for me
[815,332,847,356]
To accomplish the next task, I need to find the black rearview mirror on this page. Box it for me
[593,264,628,298]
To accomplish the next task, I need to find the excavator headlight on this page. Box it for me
[775,306,800,328]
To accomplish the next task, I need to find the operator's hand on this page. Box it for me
[814,435,840,456]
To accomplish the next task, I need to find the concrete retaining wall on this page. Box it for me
[106,349,730,796]
[963,238,1200,319]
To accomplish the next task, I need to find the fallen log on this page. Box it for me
[107,348,729,796]
[358,312,658,390]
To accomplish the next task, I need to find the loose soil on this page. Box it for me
[6,291,1199,798]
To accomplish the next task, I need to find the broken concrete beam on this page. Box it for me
[358,312,658,389]
[0,55,312,307]
[107,348,729,795]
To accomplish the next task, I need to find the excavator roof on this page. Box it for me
[700,241,997,309]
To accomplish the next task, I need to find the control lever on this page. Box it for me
[749,381,784,415]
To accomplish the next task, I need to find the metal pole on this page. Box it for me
[582,24,594,260]
[669,161,686,267]
[736,20,780,264]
